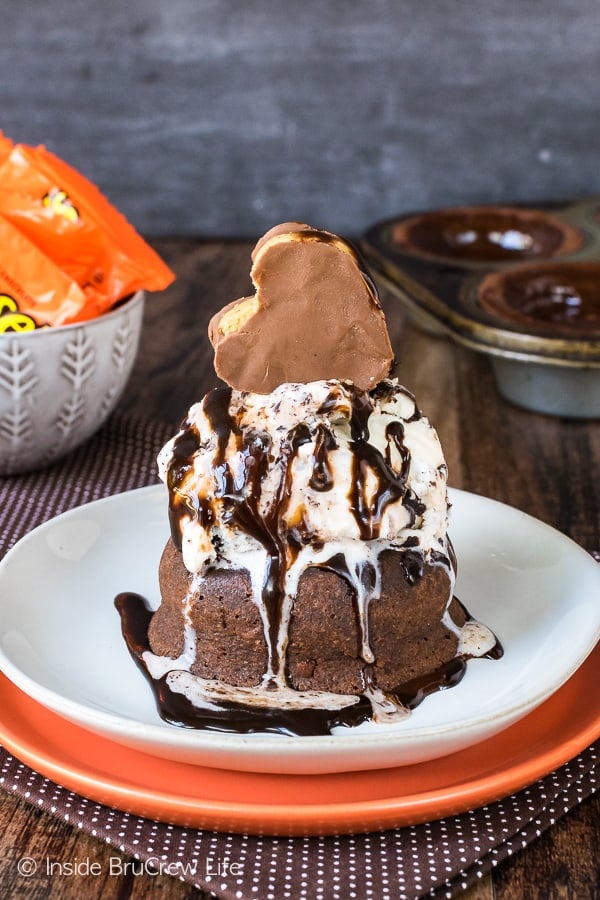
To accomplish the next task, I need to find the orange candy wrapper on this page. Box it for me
[0,133,174,330]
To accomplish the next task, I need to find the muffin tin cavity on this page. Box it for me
[477,261,600,338]
[391,206,582,266]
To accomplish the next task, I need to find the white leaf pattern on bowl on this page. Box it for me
[55,329,97,450]
[0,340,38,467]
[101,312,136,417]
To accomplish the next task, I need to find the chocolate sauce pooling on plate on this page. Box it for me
[114,593,502,737]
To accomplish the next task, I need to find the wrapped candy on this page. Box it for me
[0,132,174,330]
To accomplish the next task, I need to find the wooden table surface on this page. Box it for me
[0,237,598,899]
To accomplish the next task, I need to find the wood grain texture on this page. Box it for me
[0,238,597,898]
[0,791,210,898]
[494,792,600,899]
[2,2,600,236]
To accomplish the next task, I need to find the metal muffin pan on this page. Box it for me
[362,198,600,417]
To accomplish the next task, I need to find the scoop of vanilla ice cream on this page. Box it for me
[158,379,450,577]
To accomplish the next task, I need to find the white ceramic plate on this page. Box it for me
[0,485,597,775]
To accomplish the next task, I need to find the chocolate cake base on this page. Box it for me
[149,540,466,695]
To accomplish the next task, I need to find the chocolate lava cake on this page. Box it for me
[150,540,468,696]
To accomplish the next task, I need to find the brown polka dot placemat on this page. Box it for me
[0,412,597,899]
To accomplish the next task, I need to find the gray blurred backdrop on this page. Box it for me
[2,1,598,237]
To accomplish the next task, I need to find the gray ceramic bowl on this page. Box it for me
[0,291,144,475]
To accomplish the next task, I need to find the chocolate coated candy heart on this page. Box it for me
[209,222,394,393]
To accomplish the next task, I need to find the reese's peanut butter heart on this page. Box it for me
[208,222,394,392]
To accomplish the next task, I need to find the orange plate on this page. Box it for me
[0,646,598,837]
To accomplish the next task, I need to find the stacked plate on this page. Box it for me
[0,485,598,834]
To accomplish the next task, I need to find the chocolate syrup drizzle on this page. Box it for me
[118,381,502,736]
